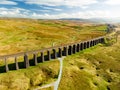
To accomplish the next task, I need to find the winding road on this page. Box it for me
[34,57,65,90]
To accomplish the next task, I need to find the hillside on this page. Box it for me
[0,18,106,55]
[60,18,120,23]
[0,31,119,90]
[1,19,119,90]
[59,33,120,90]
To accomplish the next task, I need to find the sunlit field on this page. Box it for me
[0,18,106,55]
[1,18,119,90]
[0,34,120,90]
[0,0,120,89]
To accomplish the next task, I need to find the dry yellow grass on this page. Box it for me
[0,18,106,55]
[0,18,110,90]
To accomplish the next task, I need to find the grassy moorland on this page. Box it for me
[0,18,106,55]
[0,60,59,90]
[0,34,120,90]
[59,39,120,90]
[1,18,119,90]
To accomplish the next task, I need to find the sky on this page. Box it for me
[0,0,120,19]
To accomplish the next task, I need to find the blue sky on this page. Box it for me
[0,0,120,19]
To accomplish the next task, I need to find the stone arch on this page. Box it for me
[98,38,100,43]
[96,39,99,45]
[47,50,51,60]
[87,41,90,48]
[52,49,57,59]
[83,42,87,49]
[101,38,104,43]
[95,40,98,45]
[97,39,99,44]
[80,43,83,50]
[95,40,97,45]
[68,45,73,55]
[77,44,80,52]
[93,40,95,46]
[73,44,77,54]
[63,46,68,56]
[58,47,62,57]
[90,41,93,47]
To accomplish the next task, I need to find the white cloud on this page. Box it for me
[23,0,98,7]
[104,0,120,5]
[0,0,17,5]
[32,9,51,12]
[0,7,120,19]
[0,7,30,18]
[42,7,62,11]
[31,10,112,19]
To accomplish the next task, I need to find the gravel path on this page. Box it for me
[34,57,65,90]
[54,57,64,90]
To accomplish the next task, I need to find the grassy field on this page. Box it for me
[0,18,106,55]
[0,60,60,90]
[1,18,119,90]
[0,37,120,90]
[59,42,120,90]
[58,30,120,90]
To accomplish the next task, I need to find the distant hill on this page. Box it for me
[0,17,120,23]
[59,18,120,23]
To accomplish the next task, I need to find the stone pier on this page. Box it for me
[63,47,68,56]
[73,44,77,54]
[53,49,57,59]
[58,48,62,57]
[83,42,87,49]
[68,46,73,55]
[90,41,93,47]
[5,58,9,72]
[93,40,95,46]
[24,53,29,68]
[41,52,44,62]
[80,43,83,50]
[47,50,51,60]
[77,44,80,52]
[33,53,38,65]
[15,57,19,70]
[87,41,90,48]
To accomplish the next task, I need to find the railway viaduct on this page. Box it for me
[0,36,105,73]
